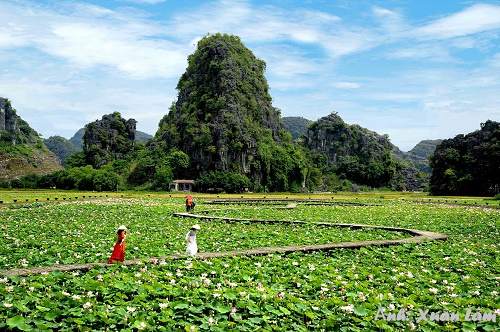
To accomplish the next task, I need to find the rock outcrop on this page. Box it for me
[304,112,394,167]
[0,97,63,182]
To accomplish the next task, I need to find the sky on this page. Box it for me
[1,0,499,151]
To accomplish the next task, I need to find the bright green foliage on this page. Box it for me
[92,169,120,191]
[165,150,191,179]
[196,170,251,193]
[16,165,120,191]
[128,154,156,186]
[65,151,87,168]
[154,167,174,191]
[430,120,500,196]
[10,173,41,189]
[255,142,307,192]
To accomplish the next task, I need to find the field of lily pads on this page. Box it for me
[0,194,499,331]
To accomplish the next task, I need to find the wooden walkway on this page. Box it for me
[0,210,448,277]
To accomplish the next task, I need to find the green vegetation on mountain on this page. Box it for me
[283,116,312,140]
[429,120,500,196]
[69,128,85,150]
[303,112,426,191]
[44,136,80,167]
[82,112,137,169]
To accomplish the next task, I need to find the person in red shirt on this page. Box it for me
[108,225,127,264]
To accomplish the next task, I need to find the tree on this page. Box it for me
[166,150,191,179]
[65,151,87,168]
[196,171,250,193]
[154,166,174,191]
[93,170,120,191]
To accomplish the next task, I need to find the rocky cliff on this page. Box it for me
[0,97,62,182]
[156,33,286,178]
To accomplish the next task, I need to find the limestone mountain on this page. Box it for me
[69,128,85,150]
[0,97,62,182]
[83,112,137,169]
[304,112,426,190]
[409,139,443,158]
[155,33,303,191]
[135,131,153,144]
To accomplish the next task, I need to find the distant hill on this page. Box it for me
[69,128,152,150]
[135,131,153,144]
[391,139,442,174]
[408,139,443,159]
[43,136,80,167]
[0,97,63,182]
[69,128,85,150]
[283,116,312,140]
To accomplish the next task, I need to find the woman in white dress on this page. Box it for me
[185,224,201,256]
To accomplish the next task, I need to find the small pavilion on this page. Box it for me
[169,179,195,192]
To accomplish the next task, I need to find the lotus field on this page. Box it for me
[0,196,499,331]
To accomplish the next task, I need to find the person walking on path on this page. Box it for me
[185,196,195,213]
[108,225,127,264]
[185,224,200,256]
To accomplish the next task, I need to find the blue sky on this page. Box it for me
[1,0,499,151]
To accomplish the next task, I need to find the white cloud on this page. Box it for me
[41,23,186,79]
[333,82,360,88]
[1,2,188,80]
[389,43,454,62]
[416,4,500,40]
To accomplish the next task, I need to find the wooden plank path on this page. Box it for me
[0,210,448,277]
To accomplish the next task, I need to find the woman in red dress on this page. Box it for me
[108,225,127,264]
